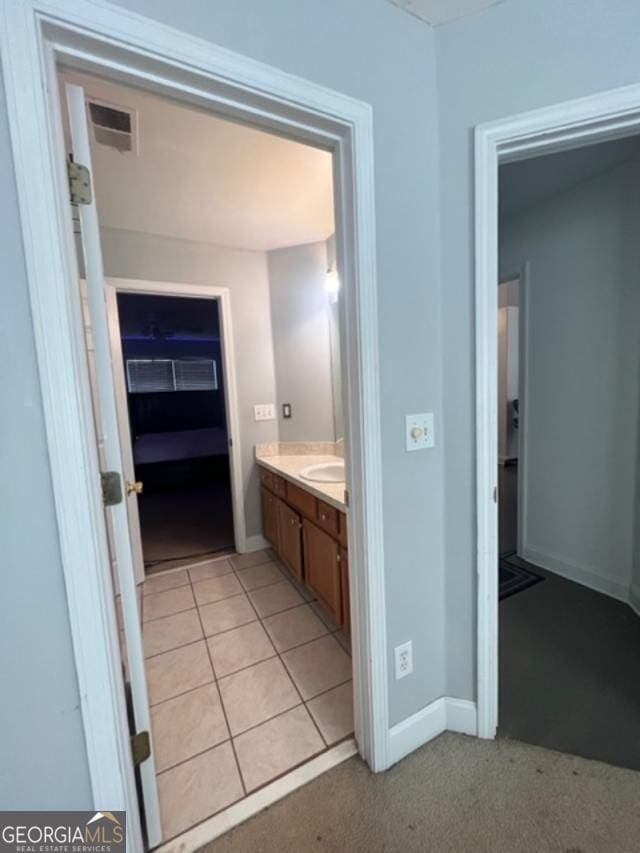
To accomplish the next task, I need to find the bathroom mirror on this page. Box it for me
[328,299,344,442]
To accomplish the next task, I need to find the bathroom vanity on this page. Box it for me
[256,446,350,635]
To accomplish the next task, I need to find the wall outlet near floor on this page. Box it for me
[394,640,413,680]
[254,403,275,421]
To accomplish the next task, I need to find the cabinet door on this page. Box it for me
[340,547,350,637]
[261,486,279,549]
[277,500,303,580]
[303,520,341,624]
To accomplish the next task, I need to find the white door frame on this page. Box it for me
[106,278,247,571]
[475,83,640,739]
[1,0,388,847]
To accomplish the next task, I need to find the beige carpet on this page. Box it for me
[202,732,640,853]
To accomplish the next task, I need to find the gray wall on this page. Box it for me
[267,241,335,442]
[436,0,640,700]
[500,156,640,598]
[105,0,446,726]
[0,72,92,808]
[8,0,640,805]
[99,226,279,541]
[3,0,445,753]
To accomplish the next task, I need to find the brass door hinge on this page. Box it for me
[131,730,151,766]
[67,159,92,205]
[101,471,123,507]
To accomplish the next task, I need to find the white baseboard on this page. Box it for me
[445,697,478,735]
[388,697,478,767]
[243,534,271,553]
[629,583,640,618]
[521,544,629,603]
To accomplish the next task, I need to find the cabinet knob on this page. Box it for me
[321,513,326,521]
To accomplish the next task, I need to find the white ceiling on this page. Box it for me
[387,0,504,26]
[59,72,334,252]
[500,135,640,219]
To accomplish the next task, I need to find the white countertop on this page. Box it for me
[256,454,348,512]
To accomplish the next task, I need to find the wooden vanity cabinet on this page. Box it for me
[259,463,349,631]
[303,519,342,624]
[260,486,279,549]
[340,547,350,636]
[276,499,303,581]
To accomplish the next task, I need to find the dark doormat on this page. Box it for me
[499,552,544,600]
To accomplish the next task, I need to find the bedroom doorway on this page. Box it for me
[104,278,245,584]
[113,290,234,572]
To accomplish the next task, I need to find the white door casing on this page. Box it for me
[475,84,640,740]
[66,82,163,847]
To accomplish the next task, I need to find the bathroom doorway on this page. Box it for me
[62,61,360,847]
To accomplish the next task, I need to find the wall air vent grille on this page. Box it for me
[88,100,136,153]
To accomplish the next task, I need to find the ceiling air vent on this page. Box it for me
[88,100,136,154]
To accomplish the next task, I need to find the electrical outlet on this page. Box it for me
[254,403,275,422]
[394,641,413,680]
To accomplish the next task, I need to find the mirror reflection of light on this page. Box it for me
[325,267,340,300]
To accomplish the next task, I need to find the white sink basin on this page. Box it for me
[300,462,345,484]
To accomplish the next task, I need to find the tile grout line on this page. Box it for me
[273,645,329,750]
[149,672,217,709]
[144,551,354,826]
[191,574,248,799]
[229,566,330,750]
[144,598,350,669]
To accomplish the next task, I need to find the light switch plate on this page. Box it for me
[254,403,275,422]
[405,412,435,451]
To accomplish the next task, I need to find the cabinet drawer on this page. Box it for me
[273,474,286,497]
[259,466,274,490]
[338,512,348,547]
[286,481,317,518]
[316,500,339,537]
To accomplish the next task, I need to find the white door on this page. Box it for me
[105,283,146,584]
[66,83,162,848]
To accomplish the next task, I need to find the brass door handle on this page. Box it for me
[126,480,143,495]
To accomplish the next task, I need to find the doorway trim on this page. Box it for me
[1,0,388,847]
[105,278,247,576]
[475,83,640,739]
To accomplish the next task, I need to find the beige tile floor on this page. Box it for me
[139,550,354,842]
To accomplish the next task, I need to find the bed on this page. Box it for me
[132,426,229,466]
